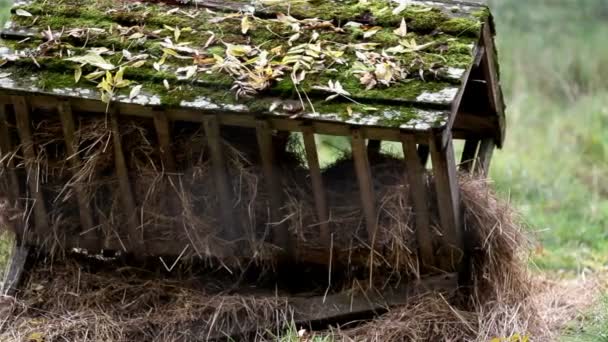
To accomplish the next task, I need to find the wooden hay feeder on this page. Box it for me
[0,0,505,325]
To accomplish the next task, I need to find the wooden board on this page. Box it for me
[1,243,29,296]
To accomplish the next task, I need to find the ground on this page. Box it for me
[1,0,608,340]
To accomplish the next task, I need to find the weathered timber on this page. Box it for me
[152,110,177,172]
[256,120,290,251]
[351,129,378,246]
[110,109,142,253]
[0,105,20,208]
[401,135,434,268]
[12,96,50,237]
[429,135,464,273]
[57,101,97,245]
[1,243,30,296]
[460,138,480,172]
[203,116,240,242]
[302,127,330,249]
[474,138,495,177]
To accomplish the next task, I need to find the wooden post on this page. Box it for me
[351,129,377,246]
[256,120,290,251]
[1,243,30,296]
[417,144,430,168]
[302,127,330,248]
[366,139,381,157]
[152,110,177,172]
[0,105,20,205]
[12,96,49,237]
[110,108,141,253]
[460,138,480,172]
[401,134,434,269]
[203,116,240,242]
[474,138,495,177]
[57,101,97,246]
[429,134,464,272]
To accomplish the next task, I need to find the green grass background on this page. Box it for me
[0,0,607,339]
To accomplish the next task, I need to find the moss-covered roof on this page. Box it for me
[0,0,493,131]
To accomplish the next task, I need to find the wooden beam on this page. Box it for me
[57,101,97,246]
[110,108,141,253]
[417,144,430,167]
[256,120,290,251]
[12,96,49,237]
[152,110,177,173]
[1,242,30,296]
[460,138,479,172]
[203,116,240,242]
[366,139,382,157]
[474,138,495,177]
[351,129,377,247]
[0,105,21,209]
[289,273,457,323]
[301,127,330,249]
[429,135,464,273]
[481,23,506,146]
[401,135,434,269]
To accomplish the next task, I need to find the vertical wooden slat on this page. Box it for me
[401,135,434,268]
[474,138,495,177]
[460,138,480,172]
[57,101,96,243]
[152,110,177,172]
[1,243,29,296]
[0,104,20,207]
[302,127,330,248]
[429,135,464,272]
[417,144,430,168]
[351,129,377,246]
[12,96,49,235]
[256,120,289,250]
[203,116,240,241]
[110,108,141,252]
[366,139,381,157]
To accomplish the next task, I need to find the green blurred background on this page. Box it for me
[0,0,607,338]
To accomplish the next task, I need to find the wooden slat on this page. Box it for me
[401,135,434,269]
[0,104,20,207]
[57,101,97,243]
[481,23,506,146]
[301,127,330,249]
[429,135,464,273]
[12,96,49,236]
[366,139,382,157]
[152,110,177,172]
[256,120,289,250]
[351,129,377,246]
[110,109,142,252]
[474,138,495,177]
[203,116,240,242]
[417,144,430,167]
[1,243,30,296]
[460,138,479,172]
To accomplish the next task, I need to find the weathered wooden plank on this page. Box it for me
[351,129,377,246]
[366,139,382,157]
[57,101,97,243]
[1,242,29,296]
[152,110,177,173]
[0,104,20,207]
[474,138,495,177]
[203,116,240,242]
[429,135,464,273]
[417,144,430,168]
[256,120,290,250]
[460,138,479,172]
[401,135,434,269]
[289,273,457,322]
[12,96,50,236]
[110,109,142,253]
[481,22,506,146]
[301,127,330,249]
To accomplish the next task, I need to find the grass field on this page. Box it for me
[0,0,607,339]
